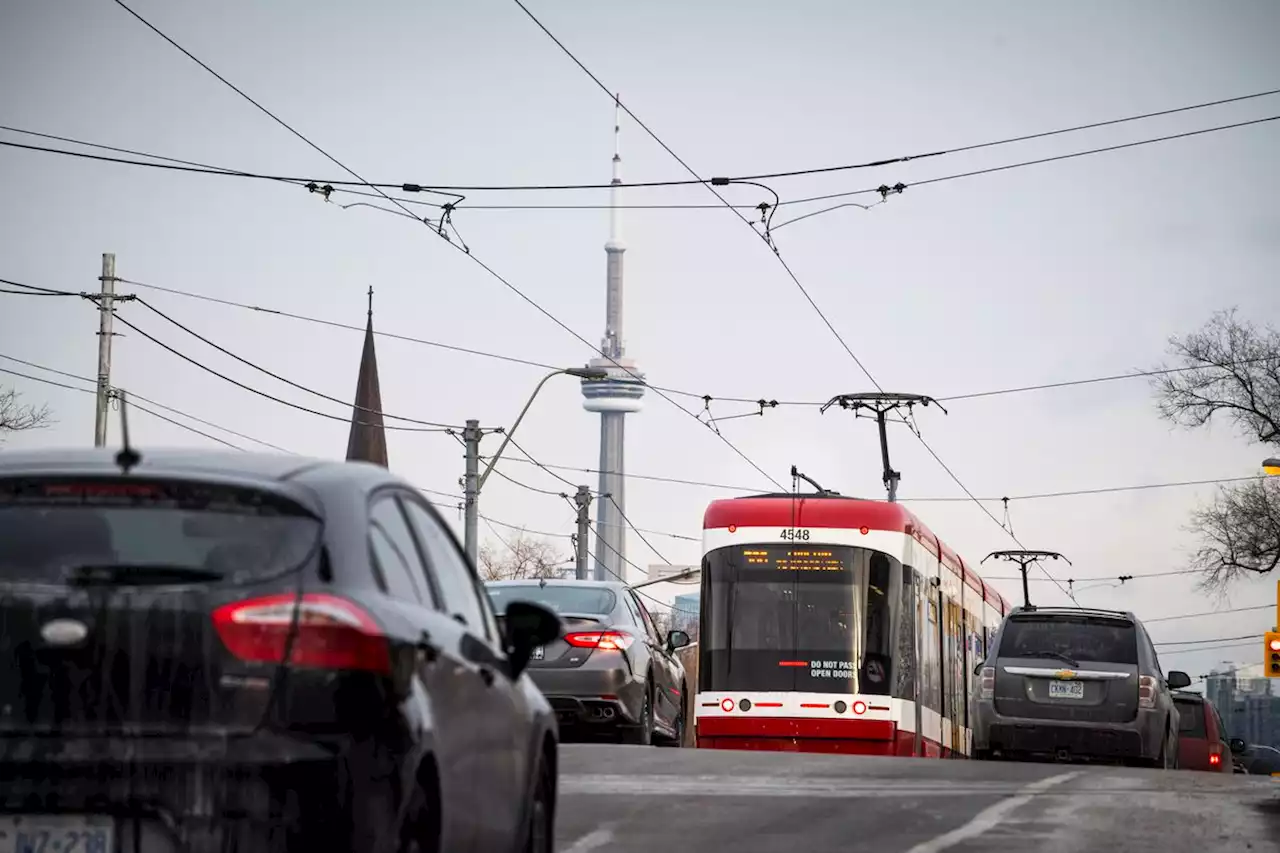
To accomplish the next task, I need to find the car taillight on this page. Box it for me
[1209,749,1222,767]
[563,631,635,651]
[213,593,390,674]
[1138,675,1157,708]
[979,667,995,700]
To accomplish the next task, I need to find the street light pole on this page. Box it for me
[463,366,607,566]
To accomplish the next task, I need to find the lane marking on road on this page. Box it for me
[561,773,1060,799]
[901,771,1082,853]
[560,827,615,853]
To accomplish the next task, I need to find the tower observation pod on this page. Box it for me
[581,95,646,583]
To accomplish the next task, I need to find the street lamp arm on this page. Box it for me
[477,369,566,493]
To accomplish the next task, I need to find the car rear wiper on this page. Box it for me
[1023,650,1080,667]
[63,563,226,587]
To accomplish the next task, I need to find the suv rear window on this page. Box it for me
[0,478,321,584]
[1175,698,1207,737]
[998,614,1139,665]
[486,584,616,616]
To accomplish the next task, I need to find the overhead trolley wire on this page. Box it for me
[110,0,785,494]
[779,114,1280,209]
[5,86,1278,197]
[508,1,1091,604]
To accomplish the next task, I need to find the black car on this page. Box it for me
[0,447,562,853]
[485,580,689,746]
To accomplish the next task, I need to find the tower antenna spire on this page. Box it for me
[582,92,645,582]
[367,285,373,319]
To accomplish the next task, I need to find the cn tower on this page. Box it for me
[581,96,645,582]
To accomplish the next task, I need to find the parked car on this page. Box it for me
[1229,740,1280,776]
[1172,691,1232,773]
[485,579,689,746]
[972,605,1189,767]
[0,447,562,853]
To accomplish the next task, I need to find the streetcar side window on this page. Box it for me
[895,565,917,703]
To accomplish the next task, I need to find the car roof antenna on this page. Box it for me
[113,390,142,474]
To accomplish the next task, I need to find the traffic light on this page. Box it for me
[1266,631,1280,678]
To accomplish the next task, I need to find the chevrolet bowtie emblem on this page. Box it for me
[1054,670,1078,680]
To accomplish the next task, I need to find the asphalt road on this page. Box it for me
[556,745,1280,853]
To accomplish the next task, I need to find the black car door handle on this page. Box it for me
[478,666,495,687]
[417,631,439,663]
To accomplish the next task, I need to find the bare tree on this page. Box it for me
[1150,309,1280,587]
[0,386,53,439]
[478,531,569,582]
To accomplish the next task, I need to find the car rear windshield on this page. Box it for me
[486,584,616,616]
[998,614,1139,665]
[1175,699,1207,737]
[0,477,321,584]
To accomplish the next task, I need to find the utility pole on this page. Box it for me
[982,550,1072,609]
[462,419,481,566]
[93,253,116,447]
[573,485,592,580]
[820,392,945,502]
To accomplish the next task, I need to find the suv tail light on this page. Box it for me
[563,630,635,651]
[979,667,995,700]
[1208,746,1223,768]
[1138,675,1157,708]
[213,593,390,674]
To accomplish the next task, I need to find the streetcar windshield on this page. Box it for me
[700,544,902,694]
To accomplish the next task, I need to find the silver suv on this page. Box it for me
[971,606,1190,767]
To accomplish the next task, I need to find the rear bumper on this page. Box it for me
[973,702,1164,760]
[527,667,646,725]
[0,733,360,849]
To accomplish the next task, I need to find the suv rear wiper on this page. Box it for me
[1022,650,1080,667]
[63,563,226,587]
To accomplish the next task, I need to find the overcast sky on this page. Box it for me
[2,0,1278,683]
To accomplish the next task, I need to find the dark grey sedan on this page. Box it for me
[486,580,690,746]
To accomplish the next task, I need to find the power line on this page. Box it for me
[0,355,571,535]
[74,272,1274,412]
[493,453,1260,504]
[779,114,1280,209]
[133,296,466,429]
[18,275,1271,421]
[0,355,293,451]
[109,0,784,492]
[8,85,1278,195]
[1154,633,1262,647]
[109,310,456,433]
[1145,604,1274,624]
[508,0,1082,603]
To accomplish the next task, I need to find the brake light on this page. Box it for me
[1139,675,1157,708]
[213,593,390,674]
[1209,749,1222,767]
[563,631,635,651]
[980,667,995,700]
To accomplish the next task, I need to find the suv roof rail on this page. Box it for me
[1011,605,1136,620]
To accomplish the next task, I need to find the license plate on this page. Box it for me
[532,646,544,660]
[1048,680,1085,699]
[0,814,114,853]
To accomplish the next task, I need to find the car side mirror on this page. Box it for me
[667,630,691,651]
[1229,737,1247,755]
[1166,670,1192,690]
[502,601,562,679]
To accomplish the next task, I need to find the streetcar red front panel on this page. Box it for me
[695,494,987,758]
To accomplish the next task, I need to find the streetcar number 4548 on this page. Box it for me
[779,528,810,541]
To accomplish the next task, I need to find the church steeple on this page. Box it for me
[345,286,388,467]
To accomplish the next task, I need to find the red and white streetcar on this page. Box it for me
[693,491,1011,757]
